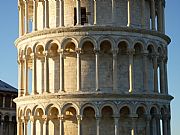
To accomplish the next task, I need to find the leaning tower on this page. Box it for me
[15,0,173,135]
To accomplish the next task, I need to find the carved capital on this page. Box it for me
[127,49,135,55]
[76,115,83,121]
[76,48,82,54]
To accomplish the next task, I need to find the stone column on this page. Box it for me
[145,115,151,135]
[76,49,81,91]
[10,96,13,108]
[128,49,134,93]
[19,118,24,135]
[43,1,46,28]
[44,52,50,93]
[113,50,118,92]
[113,115,119,135]
[24,0,29,34]
[127,0,132,27]
[41,59,45,93]
[59,50,64,92]
[17,119,21,135]
[157,0,163,32]
[60,0,64,27]
[18,59,25,97]
[59,115,64,135]
[141,0,146,28]
[76,0,81,25]
[77,115,82,135]
[162,115,168,135]
[155,114,161,135]
[159,57,165,94]
[30,116,36,135]
[33,0,38,31]
[95,50,99,91]
[143,52,149,92]
[18,4,24,36]
[2,95,5,108]
[93,0,97,25]
[153,55,158,93]
[164,58,168,94]
[24,56,29,96]
[167,115,171,135]
[150,0,156,30]
[95,116,100,135]
[23,118,28,135]
[130,114,138,135]
[44,0,49,28]
[31,53,37,95]
[162,2,165,33]
[112,0,116,24]
[43,116,49,135]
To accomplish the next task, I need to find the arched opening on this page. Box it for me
[64,42,77,92]
[81,107,96,135]
[49,107,59,135]
[100,106,114,135]
[136,107,146,135]
[99,40,113,92]
[48,43,59,93]
[27,47,33,95]
[36,45,45,94]
[81,41,95,91]
[117,41,129,92]
[133,43,143,92]
[147,45,155,92]
[35,108,44,135]
[119,106,131,135]
[26,109,31,135]
[158,47,163,94]
[63,107,78,135]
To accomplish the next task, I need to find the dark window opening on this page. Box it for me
[74,7,87,25]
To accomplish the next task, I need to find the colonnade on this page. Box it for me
[17,104,171,135]
[17,41,168,97]
[18,0,165,36]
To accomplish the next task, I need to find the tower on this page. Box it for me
[14,0,173,134]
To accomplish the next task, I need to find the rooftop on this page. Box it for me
[0,80,17,93]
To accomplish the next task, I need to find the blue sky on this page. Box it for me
[0,0,179,134]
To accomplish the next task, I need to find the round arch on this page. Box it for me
[45,39,60,51]
[99,102,118,115]
[98,36,115,50]
[45,103,61,115]
[61,103,80,115]
[60,37,79,50]
[117,37,132,49]
[79,36,97,49]
[80,103,99,116]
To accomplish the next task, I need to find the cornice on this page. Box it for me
[14,26,171,46]
[14,92,174,103]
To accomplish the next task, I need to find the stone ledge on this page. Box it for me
[15,26,171,46]
[14,92,174,103]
